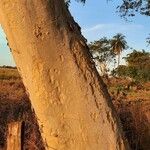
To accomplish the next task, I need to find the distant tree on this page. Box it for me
[126,50,150,81]
[89,37,115,76]
[115,50,150,82]
[111,33,128,67]
[112,50,150,81]
[112,65,128,77]
[125,50,150,68]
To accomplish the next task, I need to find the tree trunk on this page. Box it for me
[0,0,129,149]
[118,54,120,67]
[99,62,107,76]
[7,122,22,150]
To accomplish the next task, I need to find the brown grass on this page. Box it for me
[107,77,150,150]
[0,68,150,150]
[0,68,45,149]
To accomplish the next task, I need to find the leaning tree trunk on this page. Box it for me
[118,53,121,67]
[0,0,129,149]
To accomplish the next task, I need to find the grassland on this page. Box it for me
[0,67,149,150]
[0,67,45,150]
[106,78,150,150]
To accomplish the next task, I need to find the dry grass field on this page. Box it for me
[0,67,45,150]
[107,78,150,150]
[0,67,149,150]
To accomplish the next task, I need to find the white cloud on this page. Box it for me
[82,23,143,33]
[81,23,144,42]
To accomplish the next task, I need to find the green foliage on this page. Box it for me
[117,0,150,17]
[89,34,128,75]
[89,37,116,75]
[112,65,128,77]
[114,50,150,82]
[125,50,150,68]
[89,37,116,76]
[89,37,115,63]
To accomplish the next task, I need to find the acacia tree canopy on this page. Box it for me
[117,0,150,17]
[89,37,115,64]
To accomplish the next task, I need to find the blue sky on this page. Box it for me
[0,27,15,66]
[0,0,150,66]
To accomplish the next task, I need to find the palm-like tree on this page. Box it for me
[111,33,128,67]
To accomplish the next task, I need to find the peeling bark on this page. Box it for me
[0,0,129,149]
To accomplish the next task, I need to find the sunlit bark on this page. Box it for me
[0,0,129,149]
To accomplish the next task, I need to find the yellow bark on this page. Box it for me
[0,0,129,149]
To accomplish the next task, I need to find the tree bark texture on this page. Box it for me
[0,0,129,149]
